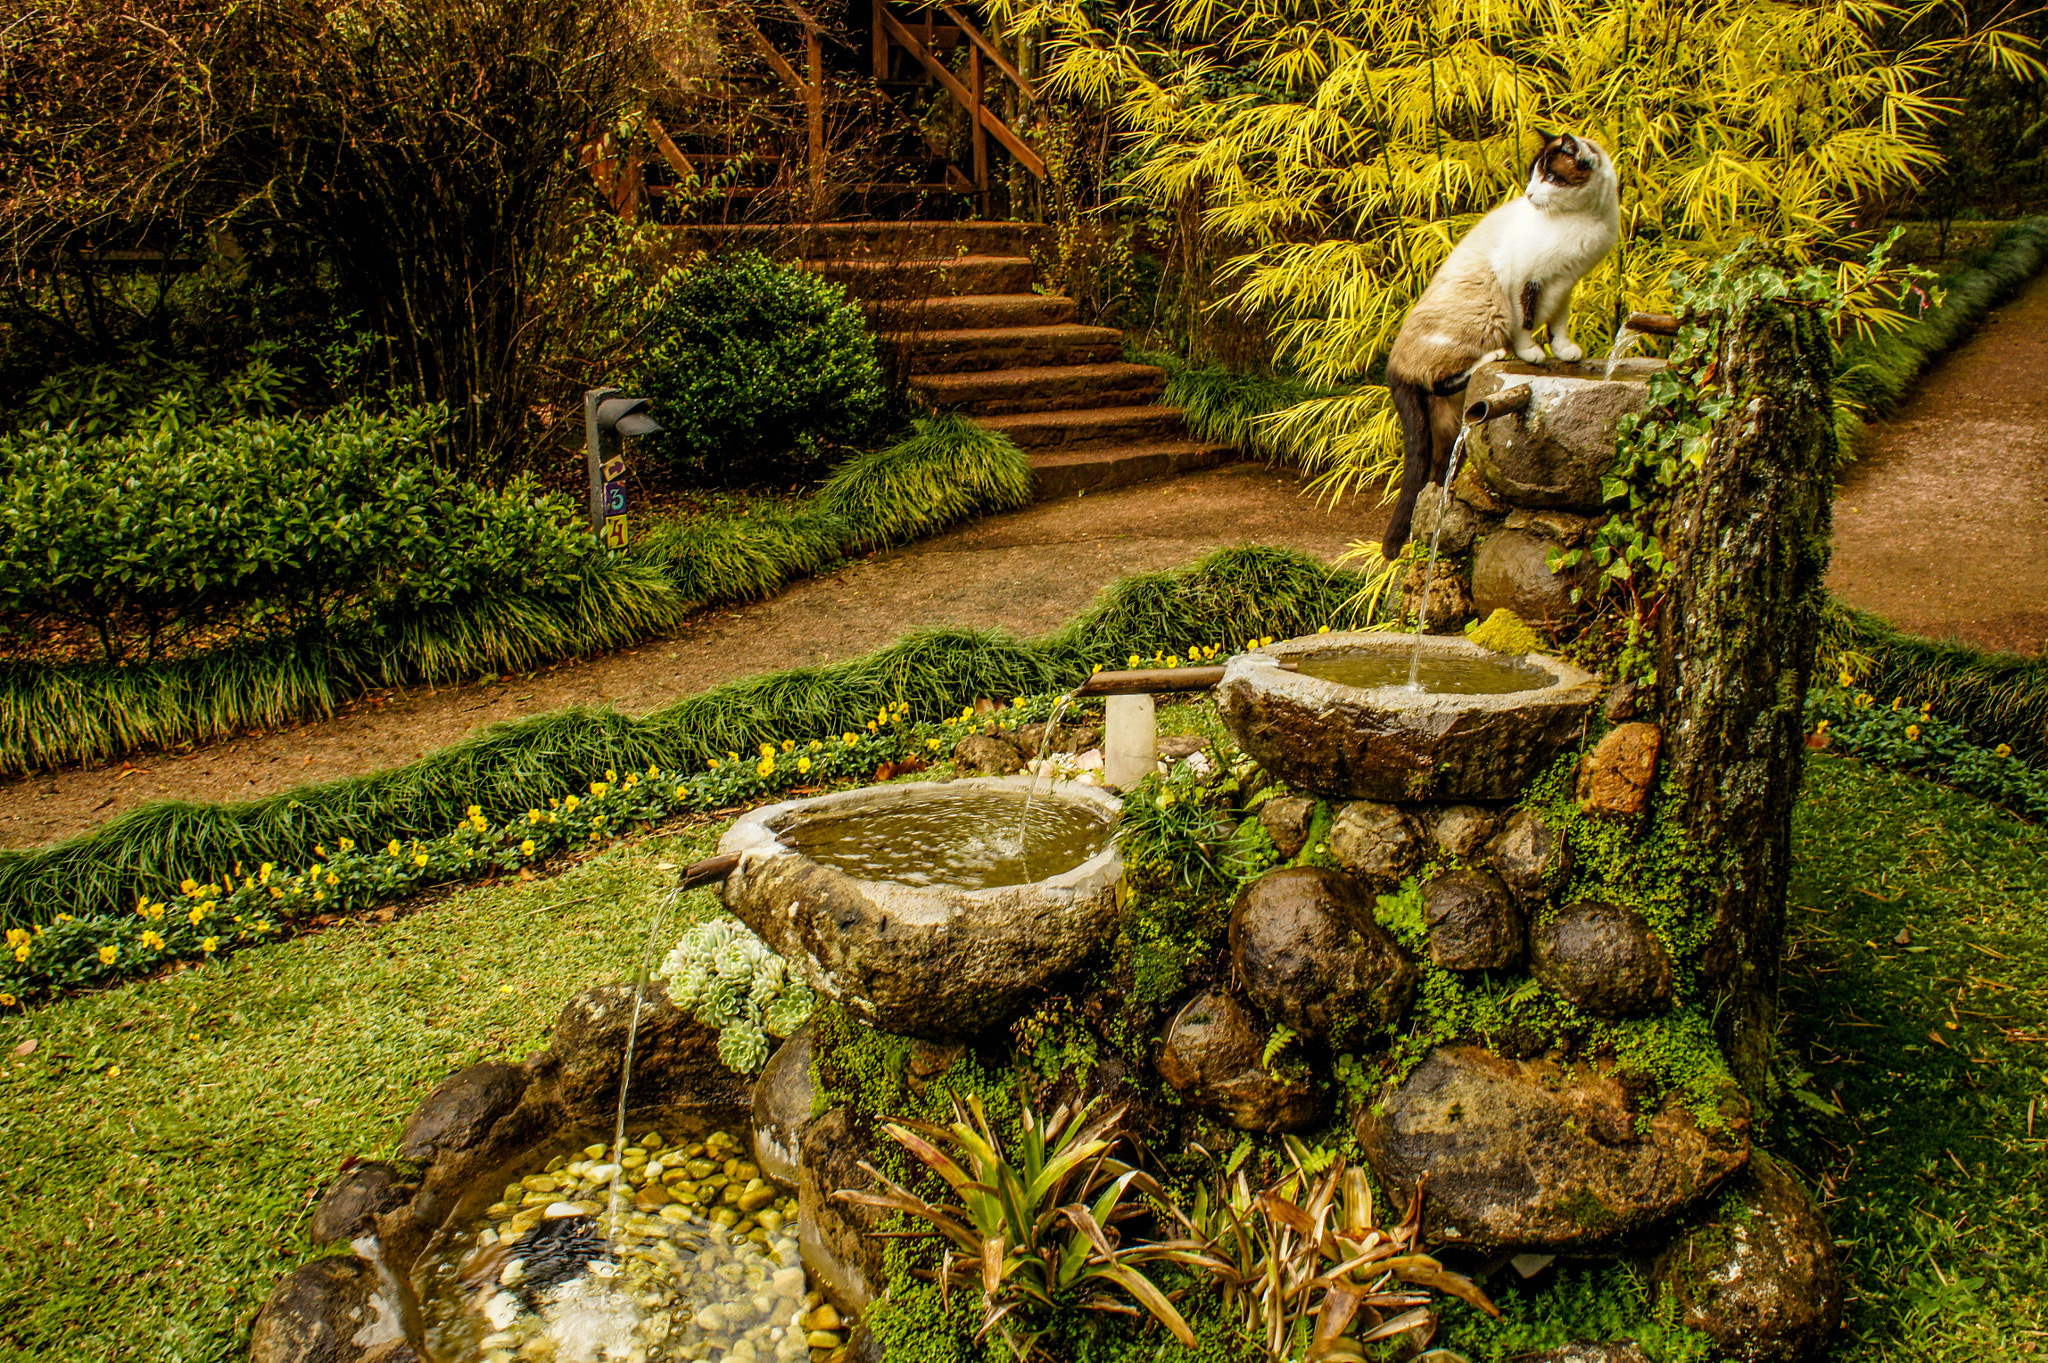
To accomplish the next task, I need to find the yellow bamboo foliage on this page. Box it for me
[992,0,2040,504]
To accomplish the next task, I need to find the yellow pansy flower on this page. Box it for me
[521,839,536,857]
[797,756,811,774]
[202,937,219,954]
[98,945,117,966]
[140,930,165,951]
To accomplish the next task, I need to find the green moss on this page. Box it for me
[1373,878,1429,954]
[1466,607,1544,655]
[1433,1263,1714,1361]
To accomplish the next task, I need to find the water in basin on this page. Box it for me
[776,787,1112,889]
[1296,651,1551,695]
[413,1118,823,1363]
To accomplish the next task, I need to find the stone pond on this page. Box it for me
[254,356,1843,1363]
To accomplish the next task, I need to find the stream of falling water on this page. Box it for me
[1604,324,1646,379]
[604,886,679,1252]
[1012,690,1076,857]
[1404,425,1473,689]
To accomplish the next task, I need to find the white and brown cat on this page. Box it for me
[1381,130,1620,555]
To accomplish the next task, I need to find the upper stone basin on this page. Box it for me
[1215,632,1599,801]
[718,776,1123,1040]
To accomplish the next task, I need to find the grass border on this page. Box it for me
[0,545,1364,927]
[1829,602,2048,764]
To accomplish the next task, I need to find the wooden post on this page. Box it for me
[872,0,888,80]
[807,29,825,218]
[970,43,988,216]
[1657,265,1835,1099]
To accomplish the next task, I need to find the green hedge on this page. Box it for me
[1829,601,2048,765]
[0,407,596,661]
[1835,217,2048,457]
[0,414,1031,775]
[0,545,1364,927]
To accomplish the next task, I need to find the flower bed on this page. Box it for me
[1807,678,2047,821]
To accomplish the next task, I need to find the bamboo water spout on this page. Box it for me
[1625,311,1682,337]
[1464,384,1532,424]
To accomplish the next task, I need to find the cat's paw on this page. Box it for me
[1479,348,1509,364]
[1550,337,1585,363]
[1514,343,1547,364]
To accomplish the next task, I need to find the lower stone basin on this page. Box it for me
[1215,632,1599,801]
[718,776,1123,1040]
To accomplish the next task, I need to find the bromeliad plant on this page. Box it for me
[1192,1141,1498,1361]
[838,1092,1222,1360]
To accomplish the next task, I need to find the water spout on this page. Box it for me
[1464,384,1532,423]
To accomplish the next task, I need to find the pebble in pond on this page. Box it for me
[419,1124,852,1363]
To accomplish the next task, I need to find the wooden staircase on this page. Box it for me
[811,222,1235,499]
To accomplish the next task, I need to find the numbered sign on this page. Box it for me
[604,514,629,550]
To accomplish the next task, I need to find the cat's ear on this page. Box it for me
[1533,127,1555,144]
[1558,133,1579,156]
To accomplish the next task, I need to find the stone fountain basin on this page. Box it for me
[1215,632,1599,801]
[718,776,1123,1040]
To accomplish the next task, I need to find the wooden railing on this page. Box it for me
[874,1,1044,214]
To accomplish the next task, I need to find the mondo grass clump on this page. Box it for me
[634,500,854,608]
[1150,353,1342,466]
[0,546,1364,927]
[815,412,1033,549]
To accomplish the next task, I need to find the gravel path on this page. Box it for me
[1831,271,2048,655]
[0,464,1370,850]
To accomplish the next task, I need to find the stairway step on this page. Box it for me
[1031,441,1240,500]
[888,324,1124,374]
[683,220,1052,261]
[976,404,1192,451]
[911,362,1167,416]
[873,293,1077,329]
[812,255,1036,299]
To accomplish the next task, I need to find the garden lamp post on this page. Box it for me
[584,387,663,549]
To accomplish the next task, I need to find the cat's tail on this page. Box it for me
[1382,372,1435,558]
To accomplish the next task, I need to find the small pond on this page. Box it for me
[413,1116,840,1363]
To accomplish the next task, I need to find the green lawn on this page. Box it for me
[0,755,2041,1362]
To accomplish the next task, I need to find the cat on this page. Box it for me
[1380,130,1620,556]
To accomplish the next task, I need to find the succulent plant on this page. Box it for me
[659,918,816,1073]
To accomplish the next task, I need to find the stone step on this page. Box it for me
[977,404,1192,451]
[889,324,1125,375]
[873,292,1077,330]
[812,255,1036,299]
[679,219,1053,260]
[1031,440,1239,500]
[910,362,1168,416]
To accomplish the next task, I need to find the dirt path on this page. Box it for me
[0,464,1370,850]
[1831,271,2048,655]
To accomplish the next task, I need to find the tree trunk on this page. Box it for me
[1658,289,1835,1099]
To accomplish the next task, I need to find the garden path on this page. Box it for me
[1831,270,2048,655]
[0,464,1369,849]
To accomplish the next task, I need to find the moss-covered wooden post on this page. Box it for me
[1657,268,1835,1099]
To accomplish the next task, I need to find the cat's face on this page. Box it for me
[1527,131,1606,190]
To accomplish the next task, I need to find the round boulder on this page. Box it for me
[310,1162,416,1244]
[1652,1154,1843,1361]
[953,731,1026,774]
[1532,901,1674,1017]
[397,1063,529,1162]
[1487,809,1571,901]
[1156,990,1321,1133]
[1421,869,1523,971]
[1427,804,1500,860]
[1259,794,1319,860]
[753,1024,815,1188]
[550,981,751,1119]
[1471,529,1590,631]
[1464,358,1664,512]
[1229,867,1417,1047]
[1577,722,1663,817]
[251,1257,410,1363]
[1328,801,1422,888]
[1356,1045,1750,1250]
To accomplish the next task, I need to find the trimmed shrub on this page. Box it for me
[634,252,888,484]
[0,407,603,661]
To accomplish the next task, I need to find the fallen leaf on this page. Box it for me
[11,1039,34,1057]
